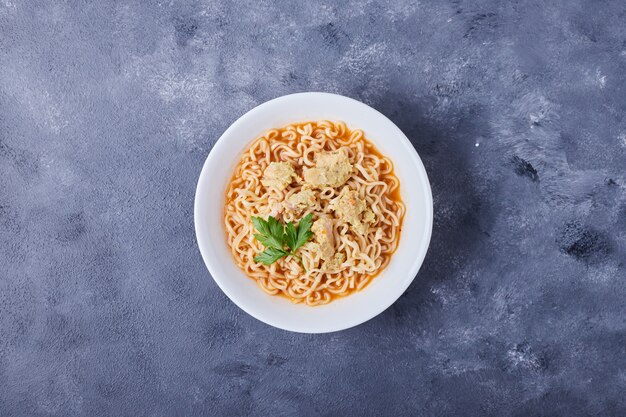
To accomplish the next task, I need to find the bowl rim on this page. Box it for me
[194,92,433,333]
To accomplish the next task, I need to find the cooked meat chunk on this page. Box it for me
[260,201,283,219]
[362,209,375,224]
[325,253,345,271]
[261,162,297,190]
[330,189,375,234]
[303,150,352,188]
[284,189,316,212]
[311,217,335,261]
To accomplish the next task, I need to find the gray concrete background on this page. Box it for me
[1,0,625,416]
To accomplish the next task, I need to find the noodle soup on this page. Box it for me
[224,120,405,306]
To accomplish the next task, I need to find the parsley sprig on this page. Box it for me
[252,213,314,267]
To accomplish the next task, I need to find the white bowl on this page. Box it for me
[194,92,433,333]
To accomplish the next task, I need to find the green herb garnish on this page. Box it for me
[252,213,314,267]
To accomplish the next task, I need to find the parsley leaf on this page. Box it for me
[284,222,298,251]
[251,217,283,249]
[267,216,284,240]
[251,213,315,267]
[254,247,289,265]
[294,213,314,250]
[253,233,283,250]
[251,216,270,236]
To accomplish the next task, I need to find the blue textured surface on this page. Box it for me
[1,1,626,416]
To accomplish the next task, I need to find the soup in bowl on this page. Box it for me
[195,92,432,333]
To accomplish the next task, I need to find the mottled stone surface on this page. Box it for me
[1,1,625,416]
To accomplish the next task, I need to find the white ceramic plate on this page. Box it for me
[195,92,433,333]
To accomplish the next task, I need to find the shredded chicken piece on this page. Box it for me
[330,189,374,234]
[325,253,345,271]
[362,209,375,224]
[283,189,316,213]
[303,150,352,188]
[261,201,283,219]
[311,217,335,261]
[261,162,297,190]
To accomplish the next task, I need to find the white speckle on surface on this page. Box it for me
[586,263,622,285]
[507,345,542,370]
[517,93,557,128]
[385,2,420,22]
[338,42,388,76]
[529,113,539,125]
[39,155,78,187]
[431,286,453,305]
[0,62,69,134]
[618,133,626,147]
[596,70,606,88]
[190,386,202,403]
